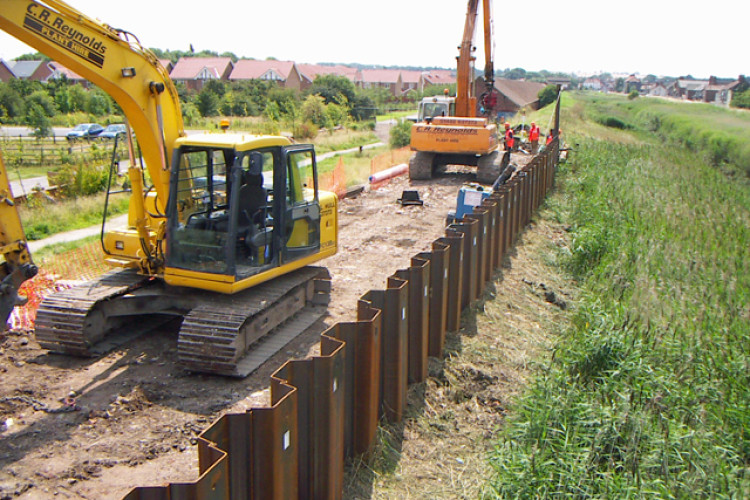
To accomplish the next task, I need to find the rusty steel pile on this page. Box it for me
[122,141,560,500]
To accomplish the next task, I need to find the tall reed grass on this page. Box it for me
[487,123,750,496]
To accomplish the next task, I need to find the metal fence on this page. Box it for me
[123,140,560,500]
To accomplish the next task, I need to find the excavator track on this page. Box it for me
[34,269,154,355]
[34,266,331,377]
[178,266,331,377]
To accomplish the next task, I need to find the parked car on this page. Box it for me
[66,123,104,141]
[98,124,128,140]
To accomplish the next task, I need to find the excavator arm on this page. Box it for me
[455,0,496,118]
[0,154,38,329]
[0,0,186,272]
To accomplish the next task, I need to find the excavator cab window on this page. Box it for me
[281,145,320,263]
[166,146,234,275]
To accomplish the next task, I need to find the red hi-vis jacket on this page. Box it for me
[529,124,540,141]
[505,128,514,149]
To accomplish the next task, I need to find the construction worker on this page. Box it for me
[504,122,514,152]
[529,121,540,153]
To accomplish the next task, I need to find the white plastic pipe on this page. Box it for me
[369,163,408,184]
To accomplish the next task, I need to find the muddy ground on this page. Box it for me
[0,152,568,500]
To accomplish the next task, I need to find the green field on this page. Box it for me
[487,93,750,497]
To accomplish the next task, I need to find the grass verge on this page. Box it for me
[486,138,750,497]
[19,191,130,241]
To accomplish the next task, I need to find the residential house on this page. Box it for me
[582,77,604,91]
[229,59,307,90]
[298,64,359,88]
[357,69,403,96]
[158,59,174,75]
[0,60,15,83]
[546,76,571,90]
[476,77,546,120]
[422,69,454,89]
[9,60,56,82]
[624,74,642,93]
[170,57,234,91]
[647,83,669,97]
[47,61,89,87]
[704,75,745,106]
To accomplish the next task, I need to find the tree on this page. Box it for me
[25,103,51,138]
[86,88,112,116]
[504,67,527,80]
[0,83,25,120]
[615,78,625,92]
[308,74,356,108]
[195,88,220,117]
[389,119,412,148]
[27,90,57,117]
[301,95,327,127]
[538,85,558,108]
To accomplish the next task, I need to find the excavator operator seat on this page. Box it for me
[238,152,271,264]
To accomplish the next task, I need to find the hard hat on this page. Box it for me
[531,122,536,126]
[504,122,510,129]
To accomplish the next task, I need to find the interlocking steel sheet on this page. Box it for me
[331,303,381,457]
[123,143,561,500]
[479,198,499,277]
[441,230,465,333]
[272,332,346,500]
[416,240,450,358]
[466,207,489,296]
[449,218,479,310]
[360,275,409,422]
[396,255,430,384]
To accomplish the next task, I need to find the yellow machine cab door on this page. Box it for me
[279,145,321,265]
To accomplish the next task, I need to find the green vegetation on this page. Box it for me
[537,84,558,108]
[572,92,750,176]
[389,119,412,148]
[487,93,750,497]
[20,191,130,240]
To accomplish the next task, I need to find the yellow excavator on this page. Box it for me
[409,0,504,184]
[0,0,337,376]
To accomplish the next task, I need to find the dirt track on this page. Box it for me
[1,166,490,499]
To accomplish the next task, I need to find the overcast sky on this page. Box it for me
[0,0,746,79]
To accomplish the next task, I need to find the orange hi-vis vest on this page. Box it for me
[529,125,539,141]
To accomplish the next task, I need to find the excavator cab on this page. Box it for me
[165,138,322,288]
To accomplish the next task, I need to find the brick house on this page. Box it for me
[228,59,308,90]
[0,60,15,83]
[170,57,234,91]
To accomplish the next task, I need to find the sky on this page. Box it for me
[0,0,747,79]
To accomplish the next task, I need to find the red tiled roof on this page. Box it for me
[360,69,402,84]
[48,62,85,81]
[170,57,233,80]
[229,59,296,81]
[297,63,359,82]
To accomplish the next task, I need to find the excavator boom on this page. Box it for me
[409,0,502,183]
[0,0,338,375]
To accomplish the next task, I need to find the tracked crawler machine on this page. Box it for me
[0,0,337,376]
[409,0,505,183]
